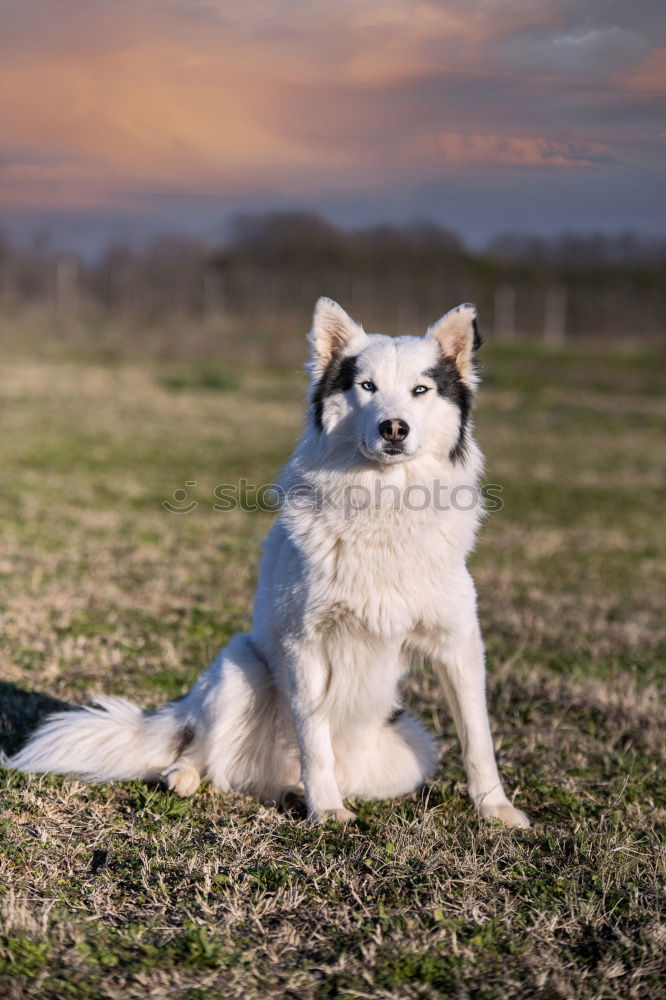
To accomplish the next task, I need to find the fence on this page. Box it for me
[0,217,664,360]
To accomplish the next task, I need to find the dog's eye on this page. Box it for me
[413,384,430,396]
[360,381,377,393]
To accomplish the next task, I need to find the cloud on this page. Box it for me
[0,0,663,238]
[417,134,612,169]
[617,47,666,97]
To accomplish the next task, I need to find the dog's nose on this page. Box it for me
[378,419,410,443]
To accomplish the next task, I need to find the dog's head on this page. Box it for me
[308,298,482,465]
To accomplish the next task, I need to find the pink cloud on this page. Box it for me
[417,133,611,168]
[617,48,666,97]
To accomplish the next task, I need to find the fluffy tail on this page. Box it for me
[8,696,184,783]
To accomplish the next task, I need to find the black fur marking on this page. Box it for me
[424,356,473,464]
[311,354,358,431]
[472,316,483,351]
[426,311,482,464]
[174,723,196,759]
[388,707,405,725]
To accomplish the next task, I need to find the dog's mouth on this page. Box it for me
[359,441,413,464]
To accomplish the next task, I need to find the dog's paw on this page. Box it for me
[164,764,200,798]
[480,802,531,829]
[309,807,357,825]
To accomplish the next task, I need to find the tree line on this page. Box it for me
[1,214,664,360]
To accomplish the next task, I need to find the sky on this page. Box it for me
[1,0,665,254]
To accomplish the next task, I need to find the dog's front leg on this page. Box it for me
[429,623,530,829]
[283,639,355,825]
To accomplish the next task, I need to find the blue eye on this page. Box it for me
[360,381,377,393]
[413,385,430,396]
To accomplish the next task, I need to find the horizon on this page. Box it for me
[4,209,666,267]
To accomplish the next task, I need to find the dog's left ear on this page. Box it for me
[425,303,481,382]
[309,298,367,378]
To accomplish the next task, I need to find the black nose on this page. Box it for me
[379,419,410,443]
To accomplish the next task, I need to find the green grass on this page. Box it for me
[0,338,664,998]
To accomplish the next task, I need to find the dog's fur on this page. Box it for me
[10,299,530,828]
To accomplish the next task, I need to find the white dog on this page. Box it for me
[10,299,530,829]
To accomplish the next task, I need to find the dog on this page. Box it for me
[10,299,530,829]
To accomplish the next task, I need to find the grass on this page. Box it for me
[0,334,664,999]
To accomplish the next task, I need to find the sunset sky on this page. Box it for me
[1,0,664,253]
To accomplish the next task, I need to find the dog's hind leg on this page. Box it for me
[161,723,206,797]
[162,759,201,797]
[200,634,299,802]
[337,710,439,802]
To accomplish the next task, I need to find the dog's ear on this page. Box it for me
[309,298,367,378]
[425,303,481,382]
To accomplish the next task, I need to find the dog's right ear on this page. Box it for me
[309,298,367,378]
[425,303,481,383]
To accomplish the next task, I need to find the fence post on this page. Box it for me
[494,284,516,341]
[55,255,79,324]
[543,286,567,347]
[203,267,225,324]
[0,263,16,305]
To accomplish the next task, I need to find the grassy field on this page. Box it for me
[0,335,664,999]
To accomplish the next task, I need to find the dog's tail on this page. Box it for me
[8,695,187,783]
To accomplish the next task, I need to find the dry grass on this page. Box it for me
[0,338,664,998]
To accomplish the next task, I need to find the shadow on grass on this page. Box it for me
[0,682,71,756]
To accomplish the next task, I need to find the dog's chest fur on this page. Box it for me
[279,463,481,638]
